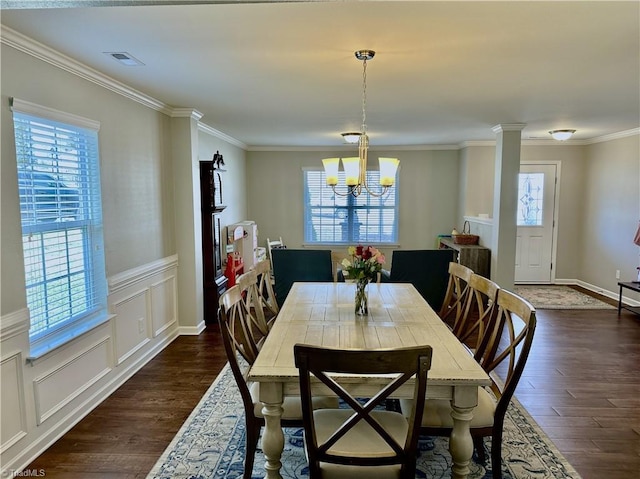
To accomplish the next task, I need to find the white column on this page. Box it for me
[171,110,205,330]
[491,123,525,290]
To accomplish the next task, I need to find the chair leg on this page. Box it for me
[244,423,261,479]
[491,428,503,479]
[473,435,486,463]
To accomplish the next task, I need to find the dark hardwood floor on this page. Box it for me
[25,294,640,479]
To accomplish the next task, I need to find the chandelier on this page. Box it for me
[322,50,399,197]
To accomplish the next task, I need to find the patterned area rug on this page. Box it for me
[514,285,614,310]
[147,364,582,479]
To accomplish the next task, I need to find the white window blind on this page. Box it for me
[303,169,398,244]
[11,98,107,344]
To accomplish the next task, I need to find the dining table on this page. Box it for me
[248,281,491,479]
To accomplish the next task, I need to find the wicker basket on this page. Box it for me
[452,220,479,245]
[453,234,479,245]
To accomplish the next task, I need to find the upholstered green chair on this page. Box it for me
[387,249,456,311]
[271,248,333,307]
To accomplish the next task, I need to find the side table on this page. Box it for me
[617,282,640,316]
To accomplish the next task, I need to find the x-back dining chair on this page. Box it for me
[267,236,285,272]
[438,262,474,328]
[254,258,280,321]
[454,273,500,353]
[294,344,433,479]
[237,269,270,351]
[218,286,337,479]
[401,288,536,479]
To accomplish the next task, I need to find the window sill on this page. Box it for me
[302,243,401,249]
[27,312,114,364]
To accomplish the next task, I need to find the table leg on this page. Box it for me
[449,387,477,479]
[259,383,285,479]
[618,285,623,316]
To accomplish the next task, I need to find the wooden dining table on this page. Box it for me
[248,281,491,479]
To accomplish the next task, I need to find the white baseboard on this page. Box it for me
[555,278,640,307]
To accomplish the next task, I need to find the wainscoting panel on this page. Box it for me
[0,255,180,475]
[112,289,151,365]
[0,351,27,451]
[32,337,112,425]
[150,274,177,337]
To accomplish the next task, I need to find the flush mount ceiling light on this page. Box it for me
[322,50,399,197]
[341,132,362,144]
[549,129,576,141]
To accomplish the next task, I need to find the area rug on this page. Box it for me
[147,364,582,479]
[514,285,614,310]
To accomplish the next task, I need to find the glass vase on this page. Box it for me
[355,279,369,315]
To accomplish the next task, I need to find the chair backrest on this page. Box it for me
[475,288,536,420]
[454,273,500,352]
[218,285,260,420]
[267,236,285,271]
[389,249,456,311]
[294,344,432,478]
[237,269,270,348]
[254,258,280,320]
[271,249,333,307]
[438,262,474,323]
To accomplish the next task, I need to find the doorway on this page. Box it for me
[515,163,559,283]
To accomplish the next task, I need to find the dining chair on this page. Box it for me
[254,258,279,321]
[218,286,337,479]
[266,236,285,272]
[401,288,536,479]
[438,262,474,328]
[271,249,333,307]
[387,249,456,311]
[453,273,500,353]
[294,344,433,479]
[236,269,270,351]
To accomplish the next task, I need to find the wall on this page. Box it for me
[245,148,460,261]
[582,135,640,297]
[1,33,191,474]
[460,137,640,299]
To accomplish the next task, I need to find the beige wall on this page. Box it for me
[1,43,178,315]
[583,135,640,295]
[460,139,639,289]
[245,148,460,261]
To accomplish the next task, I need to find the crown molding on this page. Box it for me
[1,25,173,116]
[2,25,636,152]
[198,122,247,149]
[1,24,248,148]
[170,108,204,121]
[584,127,640,144]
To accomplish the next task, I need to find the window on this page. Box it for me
[11,98,107,347]
[303,169,398,244]
[517,173,544,226]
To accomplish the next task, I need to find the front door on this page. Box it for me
[515,163,558,283]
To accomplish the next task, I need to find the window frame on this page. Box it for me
[11,98,108,357]
[302,167,399,246]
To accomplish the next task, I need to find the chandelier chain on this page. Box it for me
[361,57,367,135]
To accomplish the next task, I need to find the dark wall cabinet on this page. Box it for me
[200,161,228,324]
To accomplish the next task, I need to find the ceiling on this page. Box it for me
[1,1,639,148]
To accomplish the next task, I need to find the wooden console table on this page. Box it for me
[439,237,491,277]
[617,281,640,316]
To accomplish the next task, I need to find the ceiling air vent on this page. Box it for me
[104,52,144,66]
